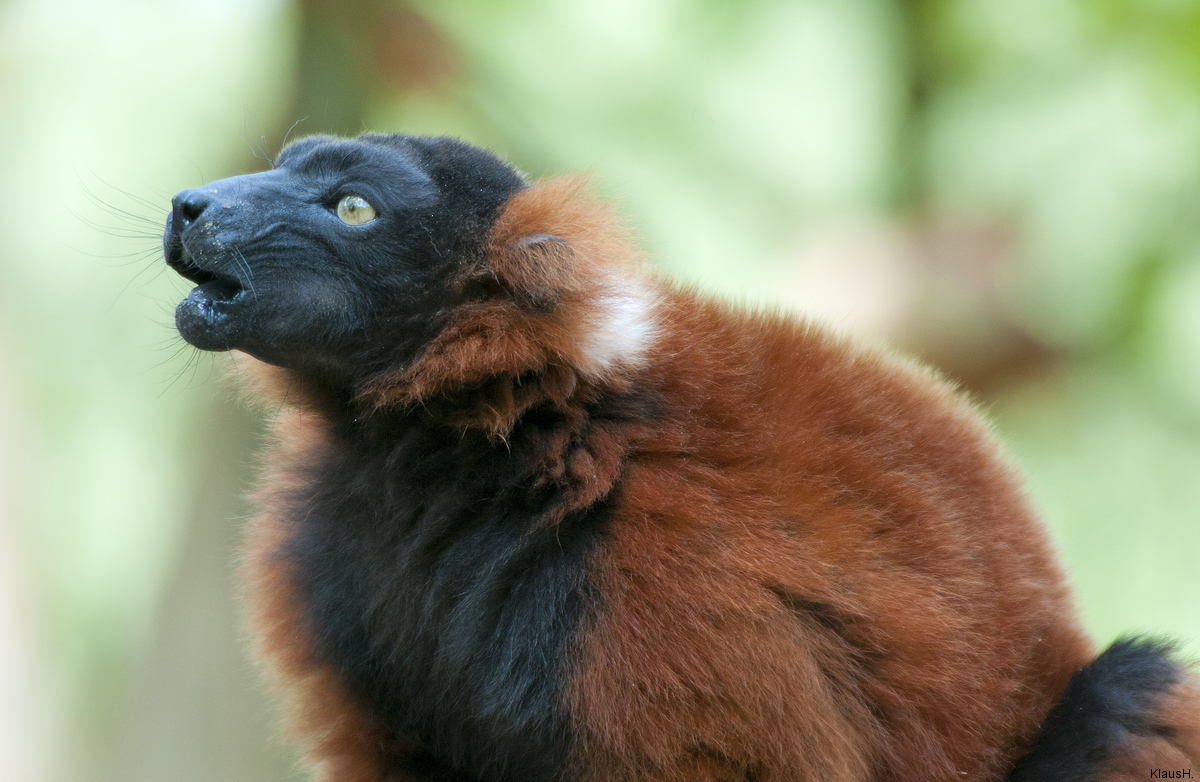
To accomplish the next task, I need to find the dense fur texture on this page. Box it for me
[162,134,1200,781]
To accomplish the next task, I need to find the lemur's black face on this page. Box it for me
[163,134,525,379]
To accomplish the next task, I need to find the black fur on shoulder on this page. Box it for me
[279,381,662,781]
[1008,637,1186,781]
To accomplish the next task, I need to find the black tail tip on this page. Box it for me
[1008,637,1196,781]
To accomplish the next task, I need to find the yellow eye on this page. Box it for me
[336,194,376,225]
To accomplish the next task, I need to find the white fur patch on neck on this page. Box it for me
[574,273,659,378]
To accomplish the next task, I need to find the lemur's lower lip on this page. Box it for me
[175,280,248,350]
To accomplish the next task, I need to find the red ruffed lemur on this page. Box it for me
[161,133,1199,781]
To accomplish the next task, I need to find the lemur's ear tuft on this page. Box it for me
[496,234,574,310]
[511,233,568,249]
[476,176,595,306]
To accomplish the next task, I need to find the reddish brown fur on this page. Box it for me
[238,179,1199,781]
[566,307,1091,780]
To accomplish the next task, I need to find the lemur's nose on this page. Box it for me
[171,189,211,229]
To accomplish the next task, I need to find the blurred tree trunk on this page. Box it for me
[293,0,454,137]
[294,0,380,136]
[892,0,941,213]
[109,401,301,782]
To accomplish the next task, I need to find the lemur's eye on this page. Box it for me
[336,195,376,226]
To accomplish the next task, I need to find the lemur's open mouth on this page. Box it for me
[169,244,245,306]
[167,238,251,350]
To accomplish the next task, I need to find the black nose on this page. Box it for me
[171,189,211,230]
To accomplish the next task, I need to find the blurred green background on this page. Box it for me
[0,0,1198,779]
